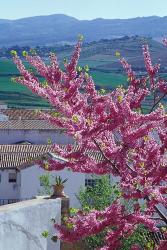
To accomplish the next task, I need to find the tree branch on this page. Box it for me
[93,139,167,224]
[93,139,120,174]
[149,93,167,113]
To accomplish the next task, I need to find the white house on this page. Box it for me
[0,108,104,209]
[0,108,166,222]
[0,108,73,144]
[0,144,85,208]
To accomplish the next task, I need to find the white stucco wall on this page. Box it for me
[0,129,73,144]
[20,165,85,208]
[0,197,61,250]
[0,169,20,200]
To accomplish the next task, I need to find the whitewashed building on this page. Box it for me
[0,144,86,208]
[0,108,108,209]
[0,108,82,208]
[0,108,73,144]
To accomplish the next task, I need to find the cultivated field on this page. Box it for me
[1,36,167,108]
[0,58,127,108]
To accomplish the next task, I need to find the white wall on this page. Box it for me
[0,169,20,200]
[0,129,73,144]
[20,165,85,208]
[0,197,61,250]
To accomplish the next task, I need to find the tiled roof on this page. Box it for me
[0,145,52,169]
[0,120,60,130]
[0,144,52,153]
[1,109,52,120]
[0,144,104,170]
[0,109,63,130]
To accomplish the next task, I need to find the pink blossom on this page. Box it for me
[12,38,167,250]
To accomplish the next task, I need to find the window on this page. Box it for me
[85,179,98,188]
[9,173,17,183]
[85,175,111,188]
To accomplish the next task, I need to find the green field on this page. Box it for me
[0,59,127,108]
[1,36,167,108]
[91,71,126,89]
[0,59,50,107]
[1,58,167,109]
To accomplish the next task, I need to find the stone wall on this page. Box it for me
[0,197,61,250]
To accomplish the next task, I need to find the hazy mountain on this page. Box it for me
[0,14,167,46]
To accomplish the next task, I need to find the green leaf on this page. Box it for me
[41,230,49,238]
[22,51,28,57]
[99,88,106,94]
[70,207,79,215]
[63,58,67,64]
[84,65,89,72]
[10,50,17,56]
[66,222,74,229]
[78,34,84,41]
[77,66,82,72]
[47,138,52,145]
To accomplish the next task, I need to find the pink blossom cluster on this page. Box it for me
[12,39,167,249]
[55,201,158,249]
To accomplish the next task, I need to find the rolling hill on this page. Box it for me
[0,36,167,108]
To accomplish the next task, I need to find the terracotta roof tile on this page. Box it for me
[0,145,52,169]
[0,144,52,153]
[1,109,52,120]
[0,144,104,170]
[0,120,61,130]
[0,109,64,130]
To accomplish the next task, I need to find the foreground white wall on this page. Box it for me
[0,197,61,250]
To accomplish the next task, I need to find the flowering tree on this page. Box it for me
[12,37,167,249]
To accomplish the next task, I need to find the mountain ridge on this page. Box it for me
[0,14,167,46]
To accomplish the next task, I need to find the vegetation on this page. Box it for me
[38,174,68,195]
[121,225,154,250]
[0,58,126,107]
[54,176,68,186]
[77,177,153,250]
[77,176,120,249]
[38,173,52,195]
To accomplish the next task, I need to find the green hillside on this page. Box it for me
[0,58,127,107]
[0,36,167,108]
[0,60,50,107]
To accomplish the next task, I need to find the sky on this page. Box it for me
[1,0,167,20]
